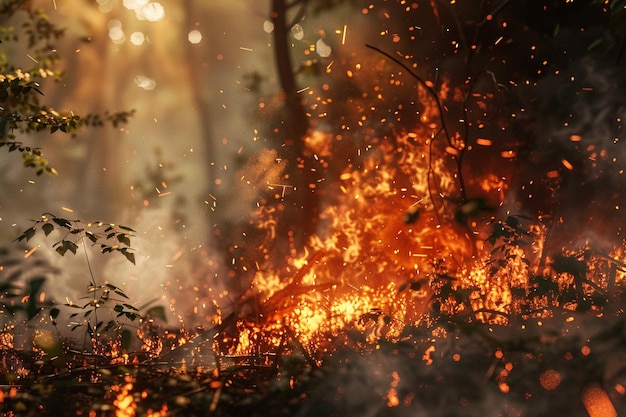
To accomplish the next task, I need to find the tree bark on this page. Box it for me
[270,0,319,256]
[270,0,309,141]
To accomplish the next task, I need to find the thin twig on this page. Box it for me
[365,44,453,148]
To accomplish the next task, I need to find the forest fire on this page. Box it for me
[211,101,626,361]
[199,32,626,361]
[2,0,626,415]
[229,127,464,351]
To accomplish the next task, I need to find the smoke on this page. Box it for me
[213,148,286,228]
[513,54,626,250]
[295,338,529,417]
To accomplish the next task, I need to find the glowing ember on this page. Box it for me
[582,383,618,417]
[539,369,561,391]
[112,380,136,417]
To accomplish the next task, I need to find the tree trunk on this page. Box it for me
[271,0,308,141]
[270,0,319,256]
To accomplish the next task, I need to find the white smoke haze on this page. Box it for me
[0,0,273,302]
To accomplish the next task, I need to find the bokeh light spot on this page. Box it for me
[130,31,145,46]
[263,20,274,33]
[539,369,561,390]
[135,75,156,90]
[123,0,148,9]
[316,39,332,58]
[141,2,165,22]
[108,21,125,44]
[291,24,304,40]
[188,30,202,44]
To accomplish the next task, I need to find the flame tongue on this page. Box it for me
[228,130,476,355]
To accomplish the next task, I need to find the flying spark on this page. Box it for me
[561,159,574,170]
[268,183,294,198]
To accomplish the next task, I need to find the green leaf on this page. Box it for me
[63,240,78,255]
[117,233,131,246]
[42,222,54,236]
[18,227,36,242]
[52,217,71,229]
[114,290,129,299]
[123,251,136,265]
[85,231,99,243]
[50,307,60,319]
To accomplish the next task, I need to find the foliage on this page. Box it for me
[0,2,67,174]
[48,283,165,358]
[9,213,153,352]
[15,213,137,264]
[0,0,156,375]
[0,0,135,175]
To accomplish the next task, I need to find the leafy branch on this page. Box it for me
[49,281,167,356]
[0,4,135,175]
[15,213,137,265]
[0,139,56,174]
[55,283,138,340]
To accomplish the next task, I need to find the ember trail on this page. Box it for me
[1,1,626,416]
